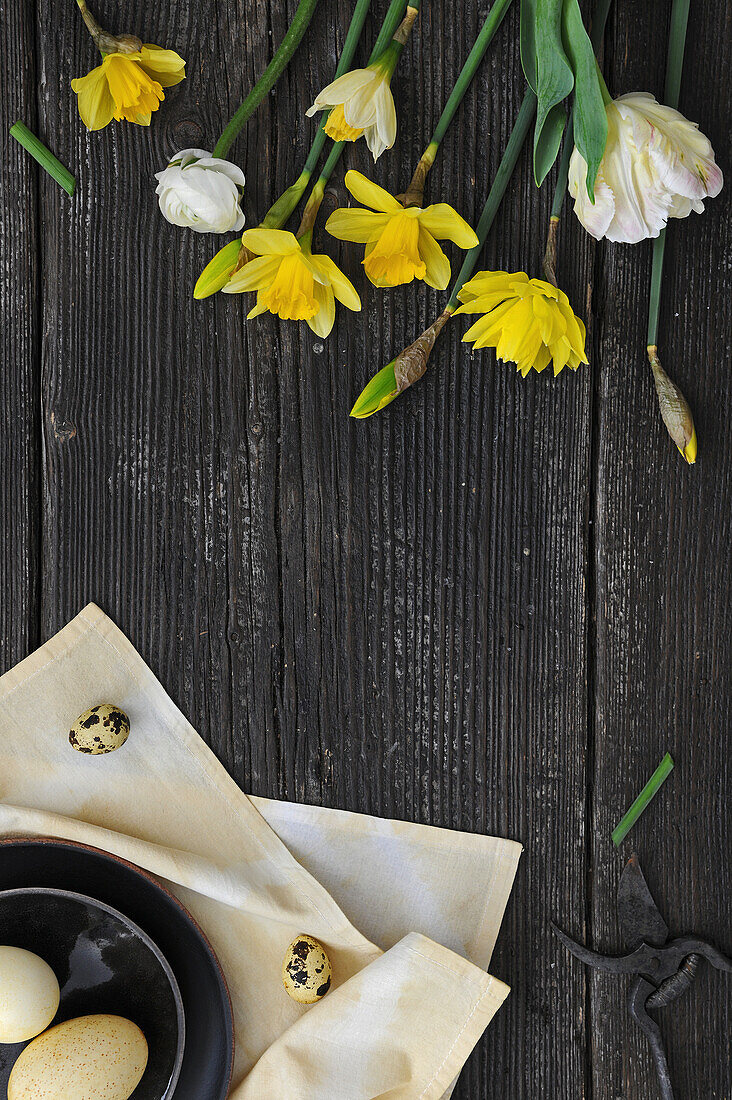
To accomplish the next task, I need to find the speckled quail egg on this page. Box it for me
[8,1014,148,1100]
[282,933,332,1004]
[69,704,130,755]
[0,946,60,1043]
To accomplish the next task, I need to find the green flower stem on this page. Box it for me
[10,121,75,196]
[446,91,537,311]
[213,0,323,159]
[430,0,513,150]
[297,0,422,238]
[647,0,690,348]
[404,0,514,205]
[611,753,674,847]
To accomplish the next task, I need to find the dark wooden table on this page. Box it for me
[2,0,730,1096]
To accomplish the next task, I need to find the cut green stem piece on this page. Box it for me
[611,753,674,847]
[10,122,75,196]
[213,0,322,159]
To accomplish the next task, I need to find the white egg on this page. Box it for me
[8,1014,148,1100]
[0,946,60,1044]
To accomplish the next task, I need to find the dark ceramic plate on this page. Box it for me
[0,838,234,1100]
[0,888,185,1099]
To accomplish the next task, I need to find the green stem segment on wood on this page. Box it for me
[10,122,75,196]
[404,0,514,205]
[212,0,322,159]
[611,753,674,846]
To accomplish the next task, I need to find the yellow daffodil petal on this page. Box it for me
[102,55,163,125]
[458,269,588,377]
[240,228,301,256]
[419,203,478,247]
[222,256,282,294]
[247,296,270,320]
[138,45,186,88]
[311,254,361,311]
[307,281,336,337]
[71,64,115,130]
[417,228,451,290]
[325,208,389,244]
[344,170,402,214]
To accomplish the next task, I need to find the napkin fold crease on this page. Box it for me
[0,605,521,1098]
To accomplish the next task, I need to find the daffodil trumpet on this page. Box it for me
[644,0,698,464]
[351,91,537,418]
[306,0,421,161]
[71,0,186,131]
[194,0,407,298]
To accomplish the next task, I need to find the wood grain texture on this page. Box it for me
[588,2,732,1098]
[0,0,40,671]
[1,0,729,1096]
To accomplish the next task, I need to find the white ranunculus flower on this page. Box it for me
[306,61,397,162]
[155,148,246,234]
[568,93,723,244]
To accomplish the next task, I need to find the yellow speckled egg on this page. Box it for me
[8,1014,148,1100]
[0,946,60,1043]
[282,934,332,1004]
[69,704,130,755]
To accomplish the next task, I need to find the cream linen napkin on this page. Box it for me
[0,605,521,1098]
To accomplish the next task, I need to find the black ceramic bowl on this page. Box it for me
[0,838,234,1100]
[0,888,184,1099]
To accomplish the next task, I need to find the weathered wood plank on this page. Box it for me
[0,0,40,672]
[589,1,732,1098]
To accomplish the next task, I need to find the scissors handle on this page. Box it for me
[628,976,674,1100]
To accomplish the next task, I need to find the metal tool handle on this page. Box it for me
[628,976,674,1100]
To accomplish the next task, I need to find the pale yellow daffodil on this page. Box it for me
[222,228,361,338]
[455,271,588,377]
[326,170,478,290]
[307,60,397,161]
[71,45,186,130]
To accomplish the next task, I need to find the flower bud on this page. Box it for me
[155,150,245,234]
[648,346,697,464]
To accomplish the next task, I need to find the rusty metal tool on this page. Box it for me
[552,854,732,1100]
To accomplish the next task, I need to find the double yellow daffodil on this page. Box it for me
[71,45,186,130]
[455,271,588,377]
[223,228,361,337]
[326,171,477,290]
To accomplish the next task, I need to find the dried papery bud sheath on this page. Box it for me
[542,216,560,286]
[394,310,452,392]
[75,0,142,53]
[647,345,697,464]
[393,4,419,45]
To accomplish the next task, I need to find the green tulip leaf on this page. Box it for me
[521,0,574,186]
[562,0,608,202]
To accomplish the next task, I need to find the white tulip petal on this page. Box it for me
[568,91,722,244]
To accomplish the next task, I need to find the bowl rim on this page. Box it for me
[0,884,186,1097]
[0,835,235,1098]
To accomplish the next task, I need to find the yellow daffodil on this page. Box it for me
[307,60,397,161]
[71,45,186,130]
[326,170,478,290]
[454,271,588,377]
[222,228,361,337]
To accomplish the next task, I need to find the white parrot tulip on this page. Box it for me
[568,93,723,244]
[155,148,246,234]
